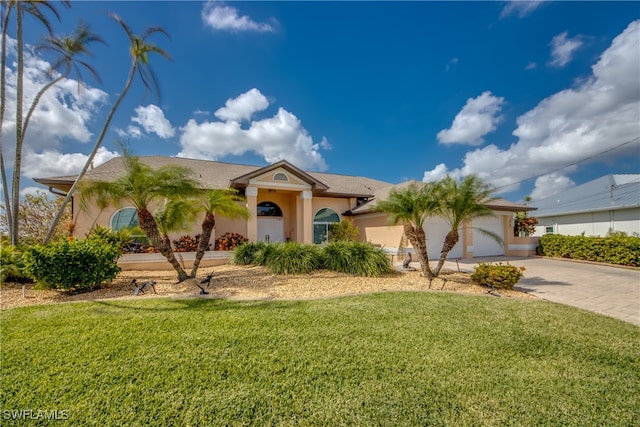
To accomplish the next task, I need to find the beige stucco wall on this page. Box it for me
[353,214,404,249]
[73,188,357,247]
[71,194,248,248]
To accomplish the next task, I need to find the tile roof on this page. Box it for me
[34,156,392,198]
[349,180,533,215]
[34,156,533,213]
[531,174,640,217]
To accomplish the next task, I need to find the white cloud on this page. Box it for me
[202,1,275,33]
[500,1,545,19]
[20,186,51,198]
[423,20,640,198]
[422,163,450,183]
[178,90,328,171]
[131,105,175,139]
[549,31,583,68]
[1,37,108,163]
[525,62,537,70]
[23,147,119,179]
[529,174,576,200]
[437,91,505,145]
[214,88,270,122]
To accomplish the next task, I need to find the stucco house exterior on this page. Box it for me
[35,156,536,260]
[532,174,640,237]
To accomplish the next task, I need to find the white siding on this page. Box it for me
[533,207,640,237]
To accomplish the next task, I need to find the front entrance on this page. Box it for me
[257,218,284,243]
[257,201,285,243]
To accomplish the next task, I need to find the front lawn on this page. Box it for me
[1,293,638,425]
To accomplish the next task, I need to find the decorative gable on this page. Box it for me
[229,160,329,193]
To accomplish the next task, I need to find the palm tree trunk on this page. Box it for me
[0,4,14,239]
[10,2,24,245]
[433,229,459,277]
[44,60,137,244]
[403,223,434,285]
[190,212,215,278]
[137,208,189,283]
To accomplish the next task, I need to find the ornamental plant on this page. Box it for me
[23,234,121,291]
[471,262,525,290]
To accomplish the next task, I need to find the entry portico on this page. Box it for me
[229,161,331,244]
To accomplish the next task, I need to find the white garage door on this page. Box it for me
[472,216,505,257]
[423,216,463,260]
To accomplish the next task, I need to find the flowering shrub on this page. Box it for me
[471,263,525,290]
[513,212,538,236]
[173,235,209,252]
[214,233,248,250]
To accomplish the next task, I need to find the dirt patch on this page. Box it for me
[1,264,534,310]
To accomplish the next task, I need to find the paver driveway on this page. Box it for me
[443,256,640,326]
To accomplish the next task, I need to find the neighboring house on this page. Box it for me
[532,174,640,237]
[35,157,535,259]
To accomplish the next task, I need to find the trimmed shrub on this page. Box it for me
[538,234,640,267]
[0,243,29,284]
[322,241,393,277]
[265,242,322,274]
[471,263,525,290]
[23,236,121,291]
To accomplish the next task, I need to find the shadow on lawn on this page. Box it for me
[92,295,305,312]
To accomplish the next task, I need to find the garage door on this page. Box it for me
[424,216,463,260]
[472,216,505,257]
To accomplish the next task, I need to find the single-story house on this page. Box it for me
[35,156,536,259]
[532,174,640,237]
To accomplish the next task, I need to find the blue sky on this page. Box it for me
[3,1,639,202]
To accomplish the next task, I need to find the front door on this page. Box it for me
[257,218,284,243]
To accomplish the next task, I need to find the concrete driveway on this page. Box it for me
[441,256,640,326]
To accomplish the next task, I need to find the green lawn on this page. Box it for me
[1,293,638,426]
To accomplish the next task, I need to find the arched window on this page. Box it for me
[111,207,139,231]
[257,201,283,217]
[273,172,288,182]
[313,208,340,244]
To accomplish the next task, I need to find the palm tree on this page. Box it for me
[79,153,200,282]
[1,0,67,245]
[431,175,501,277]
[190,189,249,278]
[375,182,439,284]
[44,13,172,244]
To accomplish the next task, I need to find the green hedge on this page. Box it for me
[538,234,640,267]
[23,235,122,291]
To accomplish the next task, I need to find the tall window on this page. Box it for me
[313,208,340,244]
[111,207,139,231]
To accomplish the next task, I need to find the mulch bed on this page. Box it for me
[1,265,534,310]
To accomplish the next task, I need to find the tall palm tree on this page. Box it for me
[190,189,249,278]
[44,13,172,244]
[375,182,439,284]
[431,175,501,276]
[1,0,67,245]
[79,153,200,283]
